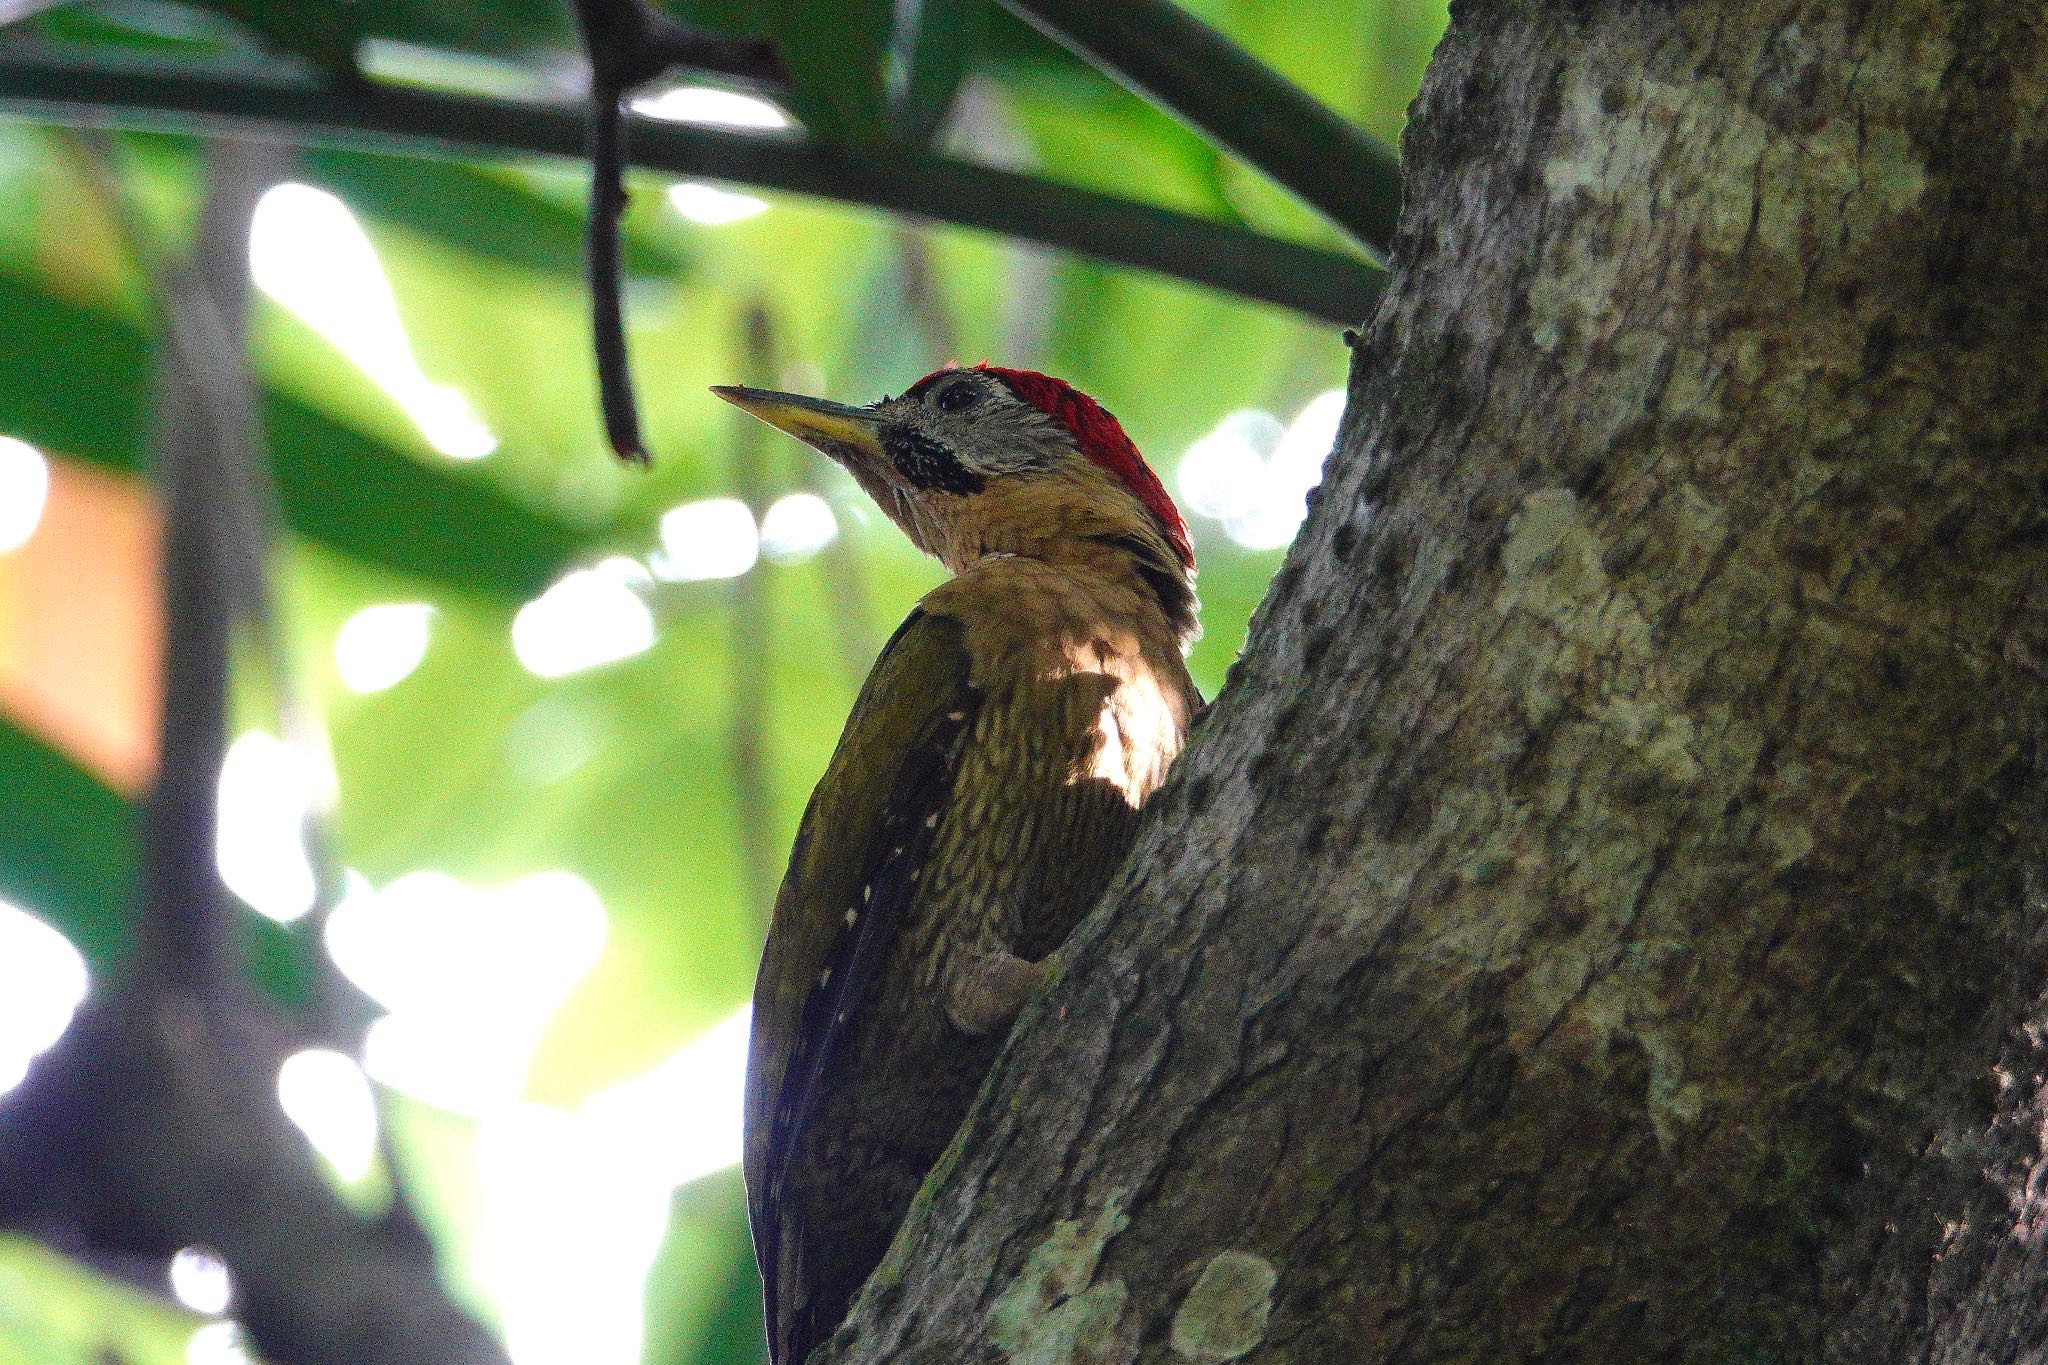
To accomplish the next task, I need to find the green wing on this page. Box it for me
[743,607,978,1357]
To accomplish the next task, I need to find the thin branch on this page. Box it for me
[568,0,780,464]
[67,128,270,996]
[0,48,1384,326]
[581,74,647,463]
[569,0,780,89]
[996,0,1403,255]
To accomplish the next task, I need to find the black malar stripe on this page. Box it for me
[883,426,985,495]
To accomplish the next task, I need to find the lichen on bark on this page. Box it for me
[1169,1250,1276,1362]
[987,1197,1132,1365]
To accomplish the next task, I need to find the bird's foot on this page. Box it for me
[944,948,1055,1036]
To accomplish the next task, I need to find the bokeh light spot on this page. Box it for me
[251,183,497,460]
[632,85,790,129]
[668,182,769,225]
[330,869,608,1115]
[216,733,322,923]
[581,1004,750,1188]
[0,901,88,1097]
[277,1048,379,1181]
[759,492,839,563]
[649,498,759,582]
[1176,389,1347,550]
[513,560,655,678]
[185,1321,253,1365]
[169,1247,233,1317]
[475,1006,751,1365]
[0,436,49,552]
[334,602,434,694]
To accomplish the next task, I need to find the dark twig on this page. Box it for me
[0,49,1385,325]
[569,0,780,88]
[997,0,1404,255]
[567,0,779,465]
[582,85,645,463]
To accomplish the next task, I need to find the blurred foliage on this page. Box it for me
[0,1238,196,1365]
[0,1,1446,1362]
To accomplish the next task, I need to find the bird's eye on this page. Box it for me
[935,382,980,413]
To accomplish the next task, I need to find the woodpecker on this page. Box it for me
[713,364,1200,1364]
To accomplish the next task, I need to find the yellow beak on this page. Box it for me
[711,385,886,466]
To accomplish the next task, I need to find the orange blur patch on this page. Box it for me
[0,454,162,794]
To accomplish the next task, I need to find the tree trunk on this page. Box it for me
[819,2,2048,1360]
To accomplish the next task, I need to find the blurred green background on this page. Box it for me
[0,2,1443,1361]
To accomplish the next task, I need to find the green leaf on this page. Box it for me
[304,150,693,281]
[891,0,988,143]
[768,0,894,143]
[194,0,363,80]
[0,271,581,600]
[32,2,252,58]
[995,53,1247,223]
[0,719,133,969]
[0,1236,199,1365]
[657,0,776,30]
[340,0,572,56]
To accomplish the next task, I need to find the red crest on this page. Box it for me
[915,363,1195,570]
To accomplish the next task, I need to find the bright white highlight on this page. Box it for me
[334,603,434,693]
[278,1049,379,1181]
[1178,410,1284,523]
[649,498,758,582]
[513,559,656,678]
[581,1005,751,1187]
[0,436,49,553]
[169,1248,233,1317]
[328,870,608,1115]
[185,1321,253,1365]
[0,901,88,1097]
[216,733,322,924]
[476,1007,751,1365]
[632,85,790,129]
[478,1104,670,1365]
[667,182,769,225]
[251,183,497,460]
[758,492,839,563]
[1176,389,1348,550]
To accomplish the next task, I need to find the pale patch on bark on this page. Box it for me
[1169,1250,1278,1362]
[1484,488,1724,1145]
[987,1196,1133,1364]
[1535,32,1936,359]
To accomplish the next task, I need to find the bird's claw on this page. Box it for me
[944,948,1055,1036]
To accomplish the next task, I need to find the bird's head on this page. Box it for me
[713,364,1196,639]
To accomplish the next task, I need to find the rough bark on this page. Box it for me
[819,2,2048,1361]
